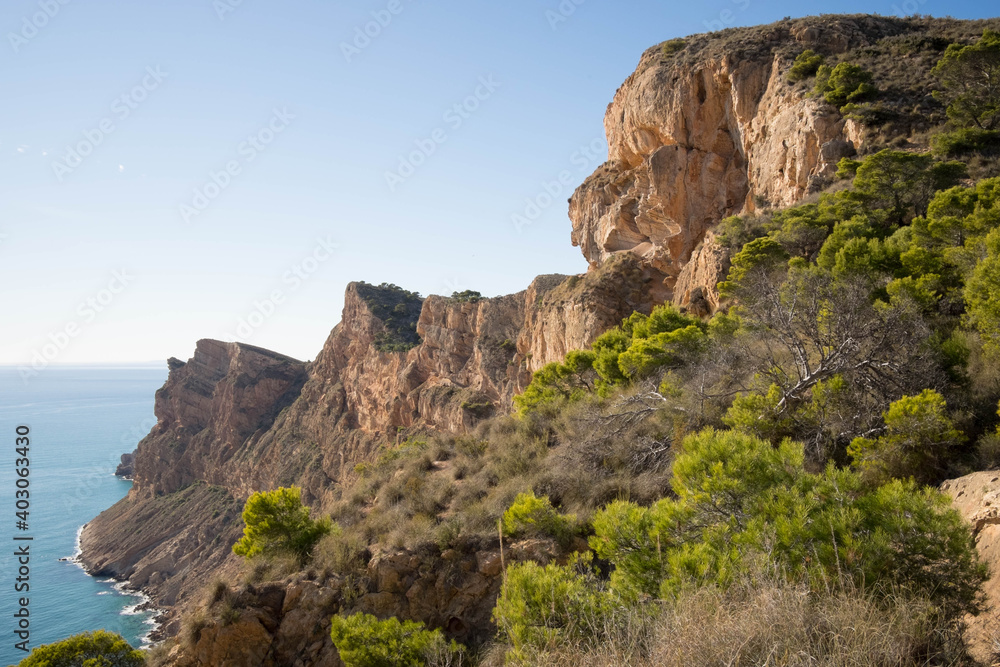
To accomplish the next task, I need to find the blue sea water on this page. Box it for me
[0,365,168,666]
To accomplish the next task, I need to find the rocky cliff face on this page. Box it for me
[80,257,655,627]
[164,538,565,667]
[225,256,656,506]
[133,340,309,498]
[115,452,135,478]
[671,230,730,316]
[567,16,935,304]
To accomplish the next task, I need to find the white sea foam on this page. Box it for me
[138,626,158,647]
[61,524,87,567]
[111,580,165,646]
[63,526,166,647]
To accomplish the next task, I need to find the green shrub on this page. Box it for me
[514,304,707,414]
[768,202,837,259]
[590,329,630,390]
[715,213,771,250]
[617,326,707,379]
[513,350,596,415]
[966,228,1000,355]
[932,29,1000,131]
[232,486,332,564]
[661,38,686,58]
[837,157,862,180]
[848,390,966,485]
[493,554,620,662]
[814,62,877,109]
[501,491,576,544]
[329,613,464,667]
[722,384,796,443]
[588,499,662,598]
[589,428,986,619]
[932,127,1000,157]
[787,49,824,82]
[449,290,483,302]
[718,237,789,298]
[17,630,144,667]
[848,149,967,226]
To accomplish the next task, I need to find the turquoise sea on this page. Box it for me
[0,366,168,666]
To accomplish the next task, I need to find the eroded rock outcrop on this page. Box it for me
[80,481,244,635]
[133,340,309,498]
[166,538,564,667]
[115,452,135,478]
[672,230,730,316]
[567,16,921,296]
[941,472,1000,663]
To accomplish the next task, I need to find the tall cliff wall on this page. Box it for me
[567,15,954,308]
[79,256,655,620]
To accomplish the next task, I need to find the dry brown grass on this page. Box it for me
[319,383,693,559]
[647,584,963,667]
[483,576,972,667]
[241,552,301,584]
[313,528,369,577]
[142,639,177,667]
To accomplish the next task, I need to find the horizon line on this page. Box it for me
[0,361,168,368]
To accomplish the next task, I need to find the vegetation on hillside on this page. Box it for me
[663,15,1000,151]
[492,429,985,664]
[17,631,144,667]
[325,28,1000,665]
[232,486,331,565]
[449,290,484,303]
[356,281,423,352]
[787,49,824,82]
[300,142,1000,663]
[225,140,1000,664]
[329,613,465,667]
[932,29,1000,131]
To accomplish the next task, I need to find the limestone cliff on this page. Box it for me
[225,255,655,506]
[132,340,309,498]
[571,30,842,294]
[80,257,655,627]
[568,14,986,306]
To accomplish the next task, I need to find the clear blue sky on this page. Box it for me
[0,0,995,365]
